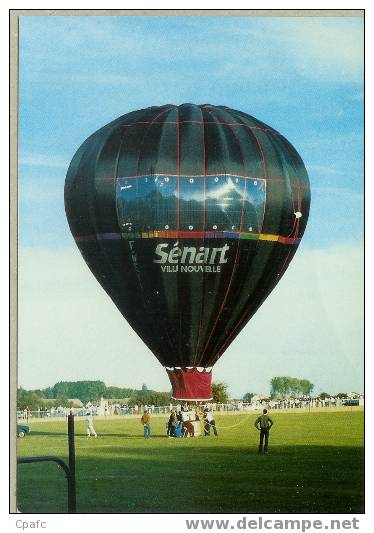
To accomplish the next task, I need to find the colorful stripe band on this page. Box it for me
[76,231,301,245]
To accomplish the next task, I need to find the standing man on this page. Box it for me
[86,411,98,438]
[141,409,151,439]
[167,410,177,438]
[204,408,218,436]
[254,408,273,453]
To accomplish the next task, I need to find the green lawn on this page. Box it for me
[16,409,364,514]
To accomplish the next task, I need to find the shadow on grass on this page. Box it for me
[17,444,364,514]
[27,431,68,436]
[80,433,169,439]
[29,430,171,438]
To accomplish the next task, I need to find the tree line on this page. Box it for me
[17,381,167,410]
[17,381,230,410]
[19,375,346,411]
[41,380,144,403]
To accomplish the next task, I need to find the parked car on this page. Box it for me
[17,424,30,438]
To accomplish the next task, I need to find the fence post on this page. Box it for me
[67,412,77,513]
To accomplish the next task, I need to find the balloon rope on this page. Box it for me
[295,175,302,238]
[207,413,253,430]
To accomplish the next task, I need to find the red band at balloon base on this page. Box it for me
[166,368,213,401]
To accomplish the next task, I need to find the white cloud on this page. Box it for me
[18,246,162,391]
[307,165,340,176]
[256,17,362,83]
[18,243,363,397]
[276,18,363,82]
[44,73,130,85]
[20,152,69,169]
[20,15,363,88]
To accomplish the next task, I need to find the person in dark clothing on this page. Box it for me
[204,409,218,436]
[168,410,177,438]
[254,408,273,453]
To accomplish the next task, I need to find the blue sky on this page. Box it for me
[18,15,364,395]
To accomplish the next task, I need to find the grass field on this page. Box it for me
[16,409,364,514]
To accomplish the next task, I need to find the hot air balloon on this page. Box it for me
[64,104,310,401]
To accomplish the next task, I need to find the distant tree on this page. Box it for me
[33,389,46,398]
[17,388,47,410]
[319,392,330,400]
[242,392,254,402]
[140,383,148,396]
[41,387,54,399]
[289,377,301,396]
[271,376,314,398]
[104,386,136,399]
[212,382,229,404]
[129,391,171,406]
[271,377,290,398]
[53,382,70,398]
[336,392,348,399]
[299,379,314,396]
[270,377,278,398]
[53,395,71,408]
[53,381,106,403]
[79,381,106,403]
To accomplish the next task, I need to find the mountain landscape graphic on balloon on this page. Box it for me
[64,104,311,401]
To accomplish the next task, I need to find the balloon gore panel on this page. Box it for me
[64,104,310,400]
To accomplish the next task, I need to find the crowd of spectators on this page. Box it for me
[17,394,364,420]
[247,394,364,410]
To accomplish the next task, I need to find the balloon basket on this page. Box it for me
[166,368,213,401]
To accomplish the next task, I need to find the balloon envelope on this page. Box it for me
[64,104,310,400]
